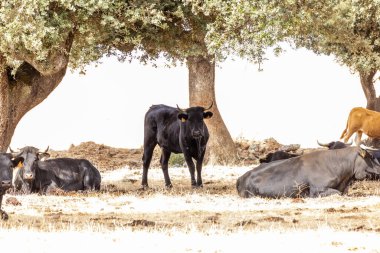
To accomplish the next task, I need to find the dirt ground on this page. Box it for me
[2,140,380,252]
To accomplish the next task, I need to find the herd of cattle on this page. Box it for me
[0,105,380,220]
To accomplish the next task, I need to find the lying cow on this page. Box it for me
[340,107,380,145]
[142,102,213,188]
[236,146,380,198]
[259,151,300,163]
[12,146,101,194]
[0,154,23,220]
[317,140,352,149]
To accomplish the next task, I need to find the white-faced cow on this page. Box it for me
[0,153,24,220]
[340,107,380,145]
[237,146,380,198]
[142,102,213,189]
[12,146,101,194]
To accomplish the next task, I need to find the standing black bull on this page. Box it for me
[0,153,23,220]
[142,103,213,188]
[236,146,380,198]
[12,146,101,193]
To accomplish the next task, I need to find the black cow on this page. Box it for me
[236,146,380,198]
[259,151,300,163]
[0,153,23,220]
[12,146,101,194]
[142,103,213,188]
[317,140,352,149]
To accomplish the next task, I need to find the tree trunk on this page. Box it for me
[187,55,237,165]
[358,69,380,147]
[359,69,378,110]
[0,32,74,151]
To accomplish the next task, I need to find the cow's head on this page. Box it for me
[11,146,50,183]
[177,102,213,139]
[0,153,24,193]
[355,145,380,179]
[317,140,352,149]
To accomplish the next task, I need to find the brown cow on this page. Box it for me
[340,107,380,145]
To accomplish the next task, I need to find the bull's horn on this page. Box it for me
[8,147,15,153]
[204,101,213,111]
[44,146,50,153]
[317,140,330,147]
[176,104,186,112]
[346,140,353,146]
[359,144,378,151]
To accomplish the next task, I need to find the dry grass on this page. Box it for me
[1,165,380,252]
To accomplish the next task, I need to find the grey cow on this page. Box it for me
[237,146,380,198]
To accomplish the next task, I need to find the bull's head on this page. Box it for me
[176,101,213,138]
[356,144,380,179]
[10,146,50,184]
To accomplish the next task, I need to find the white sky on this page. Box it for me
[10,47,368,150]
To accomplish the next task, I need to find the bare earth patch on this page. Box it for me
[1,165,380,252]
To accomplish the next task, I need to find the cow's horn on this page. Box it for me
[176,104,186,112]
[317,140,329,147]
[359,144,378,151]
[346,140,353,146]
[204,101,213,111]
[42,146,49,153]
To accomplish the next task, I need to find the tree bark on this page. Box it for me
[187,55,237,165]
[359,69,378,110]
[0,32,74,151]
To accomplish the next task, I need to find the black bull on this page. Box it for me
[236,146,380,198]
[12,147,101,193]
[142,103,213,188]
[0,154,23,220]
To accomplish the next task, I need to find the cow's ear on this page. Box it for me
[203,111,213,119]
[359,148,369,158]
[11,157,24,168]
[178,113,188,122]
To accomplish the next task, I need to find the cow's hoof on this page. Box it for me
[165,184,173,189]
[139,185,149,191]
[192,184,203,189]
[1,211,8,221]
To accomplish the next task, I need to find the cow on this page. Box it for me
[12,146,101,194]
[0,153,24,220]
[141,102,213,189]
[340,107,380,145]
[317,140,352,149]
[236,146,380,198]
[259,151,300,163]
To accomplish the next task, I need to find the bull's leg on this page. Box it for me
[141,141,157,189]
[160,149,172,188]
[195,152,206,187]
[310,187,341,197]
[355,131,363,146]
[343,128,356,143]
[184,154,197,187]
[0,194,7,220]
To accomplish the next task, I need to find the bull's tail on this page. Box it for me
[340,111,351,141]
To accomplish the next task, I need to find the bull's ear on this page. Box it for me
[178,113,188,122]
[11,157,24,168]
[203,111,213,119]
[359,148,369,158]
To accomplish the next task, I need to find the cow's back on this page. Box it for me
[38,158,101,191]
[144,105,181,152]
